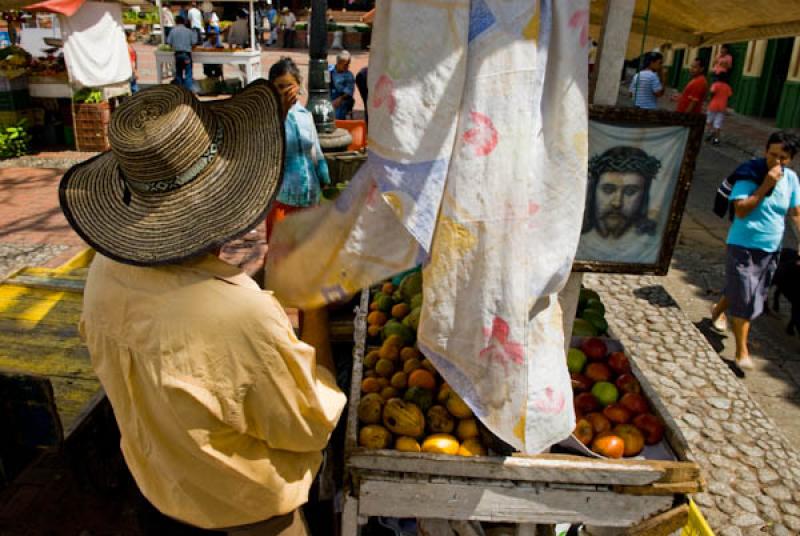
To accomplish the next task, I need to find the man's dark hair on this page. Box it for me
[268,56,302,84]
[693,58,707,73]
[766,131,800,158]
[583,146,662,235]
[721,44,731,53]
[175,14,185,25]
[643,51,663,69]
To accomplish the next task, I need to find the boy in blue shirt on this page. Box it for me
[711,132,800,370]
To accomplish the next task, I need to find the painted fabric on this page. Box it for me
[266,0,588,453]
[276,103,330,208]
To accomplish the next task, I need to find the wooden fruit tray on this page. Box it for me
[341,290,704,535]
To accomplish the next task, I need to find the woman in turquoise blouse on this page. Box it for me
[266,57,331,240]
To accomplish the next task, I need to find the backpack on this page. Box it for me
[713,157,768,220]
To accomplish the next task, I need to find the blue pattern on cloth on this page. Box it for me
[468,0,495,43]
[276,104,330,207]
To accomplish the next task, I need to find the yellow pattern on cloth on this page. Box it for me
[80,254,346,529]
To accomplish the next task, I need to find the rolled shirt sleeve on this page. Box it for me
[730,179,757,201]
[242,293,346,452]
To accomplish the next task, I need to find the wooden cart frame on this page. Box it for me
[341,292,704,535]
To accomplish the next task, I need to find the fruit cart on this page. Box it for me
[341,287,704,536]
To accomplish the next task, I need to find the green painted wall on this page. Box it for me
[777,81,800,128]
[733,75,762,116]
[726,43,748,109]
[678,68,690,90]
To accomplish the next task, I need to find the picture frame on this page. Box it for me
[573,105,706,275]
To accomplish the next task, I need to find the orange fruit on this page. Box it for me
[361,377,381,394]
[391,303,410,319]
[367,311,388,326]
[408,369,436,390]
[381,282,394,294]
[400,347,421,361]
[367,325,381,337]
[369,301,379,311]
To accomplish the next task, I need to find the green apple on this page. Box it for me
[591,381,619,407]
[567,348,588,374]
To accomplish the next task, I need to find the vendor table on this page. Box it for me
[342,291,703,535]
[155,49,263,86]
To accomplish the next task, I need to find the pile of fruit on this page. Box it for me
[0,46,32,79]
[569,337,665,458]
[358,271,488,457]
[572,287,608,337]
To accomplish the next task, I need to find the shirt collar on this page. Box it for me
[181,254,259,288]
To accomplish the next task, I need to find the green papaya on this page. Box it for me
[399,272,423,302]
[404,386,434,413]
[403,306,421,331]
[383,319,416,346]
[410,293,423,310]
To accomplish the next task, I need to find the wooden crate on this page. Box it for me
[342,291,703,535]
[74,102,112,152]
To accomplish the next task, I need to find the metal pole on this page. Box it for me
[307,0,351,151]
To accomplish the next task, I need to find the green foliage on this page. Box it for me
[72,88,103,104]
[122,9,160,25]
[0,120,32,159]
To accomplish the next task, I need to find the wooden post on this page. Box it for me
[156,0,165,45]
[590,0,636,106]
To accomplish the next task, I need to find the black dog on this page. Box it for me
[770,248,800,336]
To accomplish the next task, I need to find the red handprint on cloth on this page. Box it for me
[569,9,589,47]
[479,316,524,371]
[462,111,499,157]
[533,387,566,415]
[372,74,397,115]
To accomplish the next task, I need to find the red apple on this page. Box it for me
[585,362,612,383]
[607,352,631,375]
[585,412,612,435]
[571,372,594,392]
[613,424,645,457]
[573,418,594,446]
[574,392,601,414]
[580,337,608,361]
[615,373,641,394]
[603,403,632,424]
[620,392,649,415]
[591,432,625,458]
[633,413,665,445]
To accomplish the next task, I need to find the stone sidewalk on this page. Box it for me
[587,273,800,536]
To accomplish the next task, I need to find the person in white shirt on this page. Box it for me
[188,1,204,41]
[281,7,297,49]
[161,2,176,40]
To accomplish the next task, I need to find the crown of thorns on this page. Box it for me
[589,147,661,182]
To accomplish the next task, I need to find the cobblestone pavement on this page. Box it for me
[0,242,69,280]
[586,273,800,535]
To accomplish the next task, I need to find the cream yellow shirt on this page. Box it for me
[80,254,346,529]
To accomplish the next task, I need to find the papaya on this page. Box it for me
[410,293,423,310]
[400,347,421,362]
[391,303,411,319]
[378,344,400,361]
[359,425,392,449]
[375,358,394,378]
[421,433,460,455]
[427,405,455,434]
[367,325,382,338]
[457,438,487,457]
[367,311,388,326]
[445,391,473,419]
[382,319,415,346]
[456,418,480,440]
[383,398,425,437]
[399,272,423,302]
[375,294,394,313]
[363,350,380,369]
[390,371,408,389]
[437,383,453,403]
[404,386,434,412]
[395,436,421,453]
[403,358,422,375]
[357,393,383,424]
[383,334,405,349]
[402,307,421,331]
[380,386,399,401]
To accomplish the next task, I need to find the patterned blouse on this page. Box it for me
[276,103,331,207]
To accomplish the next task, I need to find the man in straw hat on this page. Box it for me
[59,81,345,535]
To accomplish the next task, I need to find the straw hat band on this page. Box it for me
[110,87,216,184]
[124,123,223,195]
[59,81,286,266]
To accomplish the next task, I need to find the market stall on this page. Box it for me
[154,0,262,87]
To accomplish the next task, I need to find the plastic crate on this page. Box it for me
[681,500,715,536]
[0,89,32,111]
[74,102,112,124]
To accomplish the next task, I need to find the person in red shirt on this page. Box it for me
[673,58,708,114]
[707,77,733,145]
[126,29,138,93]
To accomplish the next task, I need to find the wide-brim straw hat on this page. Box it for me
[59,80,285,266]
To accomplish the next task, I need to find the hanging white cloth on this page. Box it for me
[266,0,589,453]
[60,1,131,88]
